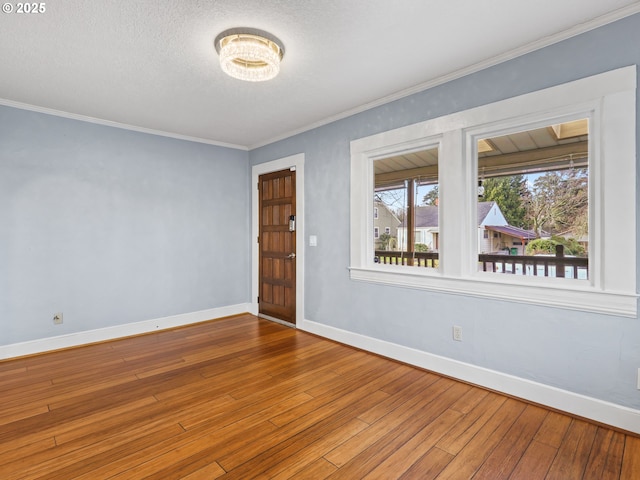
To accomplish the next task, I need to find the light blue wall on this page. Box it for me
[250,14,640,409]
[0,106,250,345]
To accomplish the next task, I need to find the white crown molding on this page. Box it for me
[0,98,248,151]
[0,303,251,360]
[300,318,640,435]
[250,3,640,150]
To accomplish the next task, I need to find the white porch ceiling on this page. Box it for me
[0,1,638,149]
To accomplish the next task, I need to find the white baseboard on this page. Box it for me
[0,303,251,360]
[299,318,640,434]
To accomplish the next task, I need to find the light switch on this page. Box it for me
[309,235,317,247]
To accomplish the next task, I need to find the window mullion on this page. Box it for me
[406,179,415,265]
[439,130,466,277]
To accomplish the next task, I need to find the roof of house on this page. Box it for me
[402,202,497,228]
[485,225,538,240]
[413,206,439,228]
[477,202,497,225]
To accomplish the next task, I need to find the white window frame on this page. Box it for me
[350,66,637,317]
[468,109,595,282]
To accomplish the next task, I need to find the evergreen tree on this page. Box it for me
[422,186,439,206]
[481,175,528,227]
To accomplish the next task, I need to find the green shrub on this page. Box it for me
[526,239,557,255]
[526,237,586,256]
[414,243,430,252]
[550,235,586,256]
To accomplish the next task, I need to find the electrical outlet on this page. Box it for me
[453,325,462,342]
[53,312,63,325]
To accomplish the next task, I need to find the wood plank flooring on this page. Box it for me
[0,314,638,479]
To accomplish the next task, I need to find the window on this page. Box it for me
[374,226,379,238]
[350,67,636,317]
[476,118,589,280]
[374,146,439,268]
[385,227,391,235]
[374,207,378,219]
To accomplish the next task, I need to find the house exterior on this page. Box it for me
[482,225,538,255]
[397,201,537,254]
[396,204,441,251]
[373,200,400,250]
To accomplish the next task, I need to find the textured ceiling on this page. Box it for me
[1,1,639,149]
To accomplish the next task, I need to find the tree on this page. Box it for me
[525,168,588,237]
[422,186,439,206]
[481,175,528,227]
[375,189,406,223]
[552,169,588,237]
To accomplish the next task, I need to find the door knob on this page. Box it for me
[286,252,296,259]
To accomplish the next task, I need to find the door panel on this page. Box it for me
[259,169,296,324]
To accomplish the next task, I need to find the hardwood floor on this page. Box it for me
[0,314,638,479]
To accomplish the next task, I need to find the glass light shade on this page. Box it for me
[217,32,283,82]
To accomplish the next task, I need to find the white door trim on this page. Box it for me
[251,154,305,325]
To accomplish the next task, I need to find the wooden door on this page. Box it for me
[258,169,296,324]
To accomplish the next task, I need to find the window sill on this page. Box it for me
[349,266,637,318]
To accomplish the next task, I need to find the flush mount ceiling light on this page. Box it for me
[214,28,285,82]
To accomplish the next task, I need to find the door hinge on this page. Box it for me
[257,296,260,303]
[257,236,260,243]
